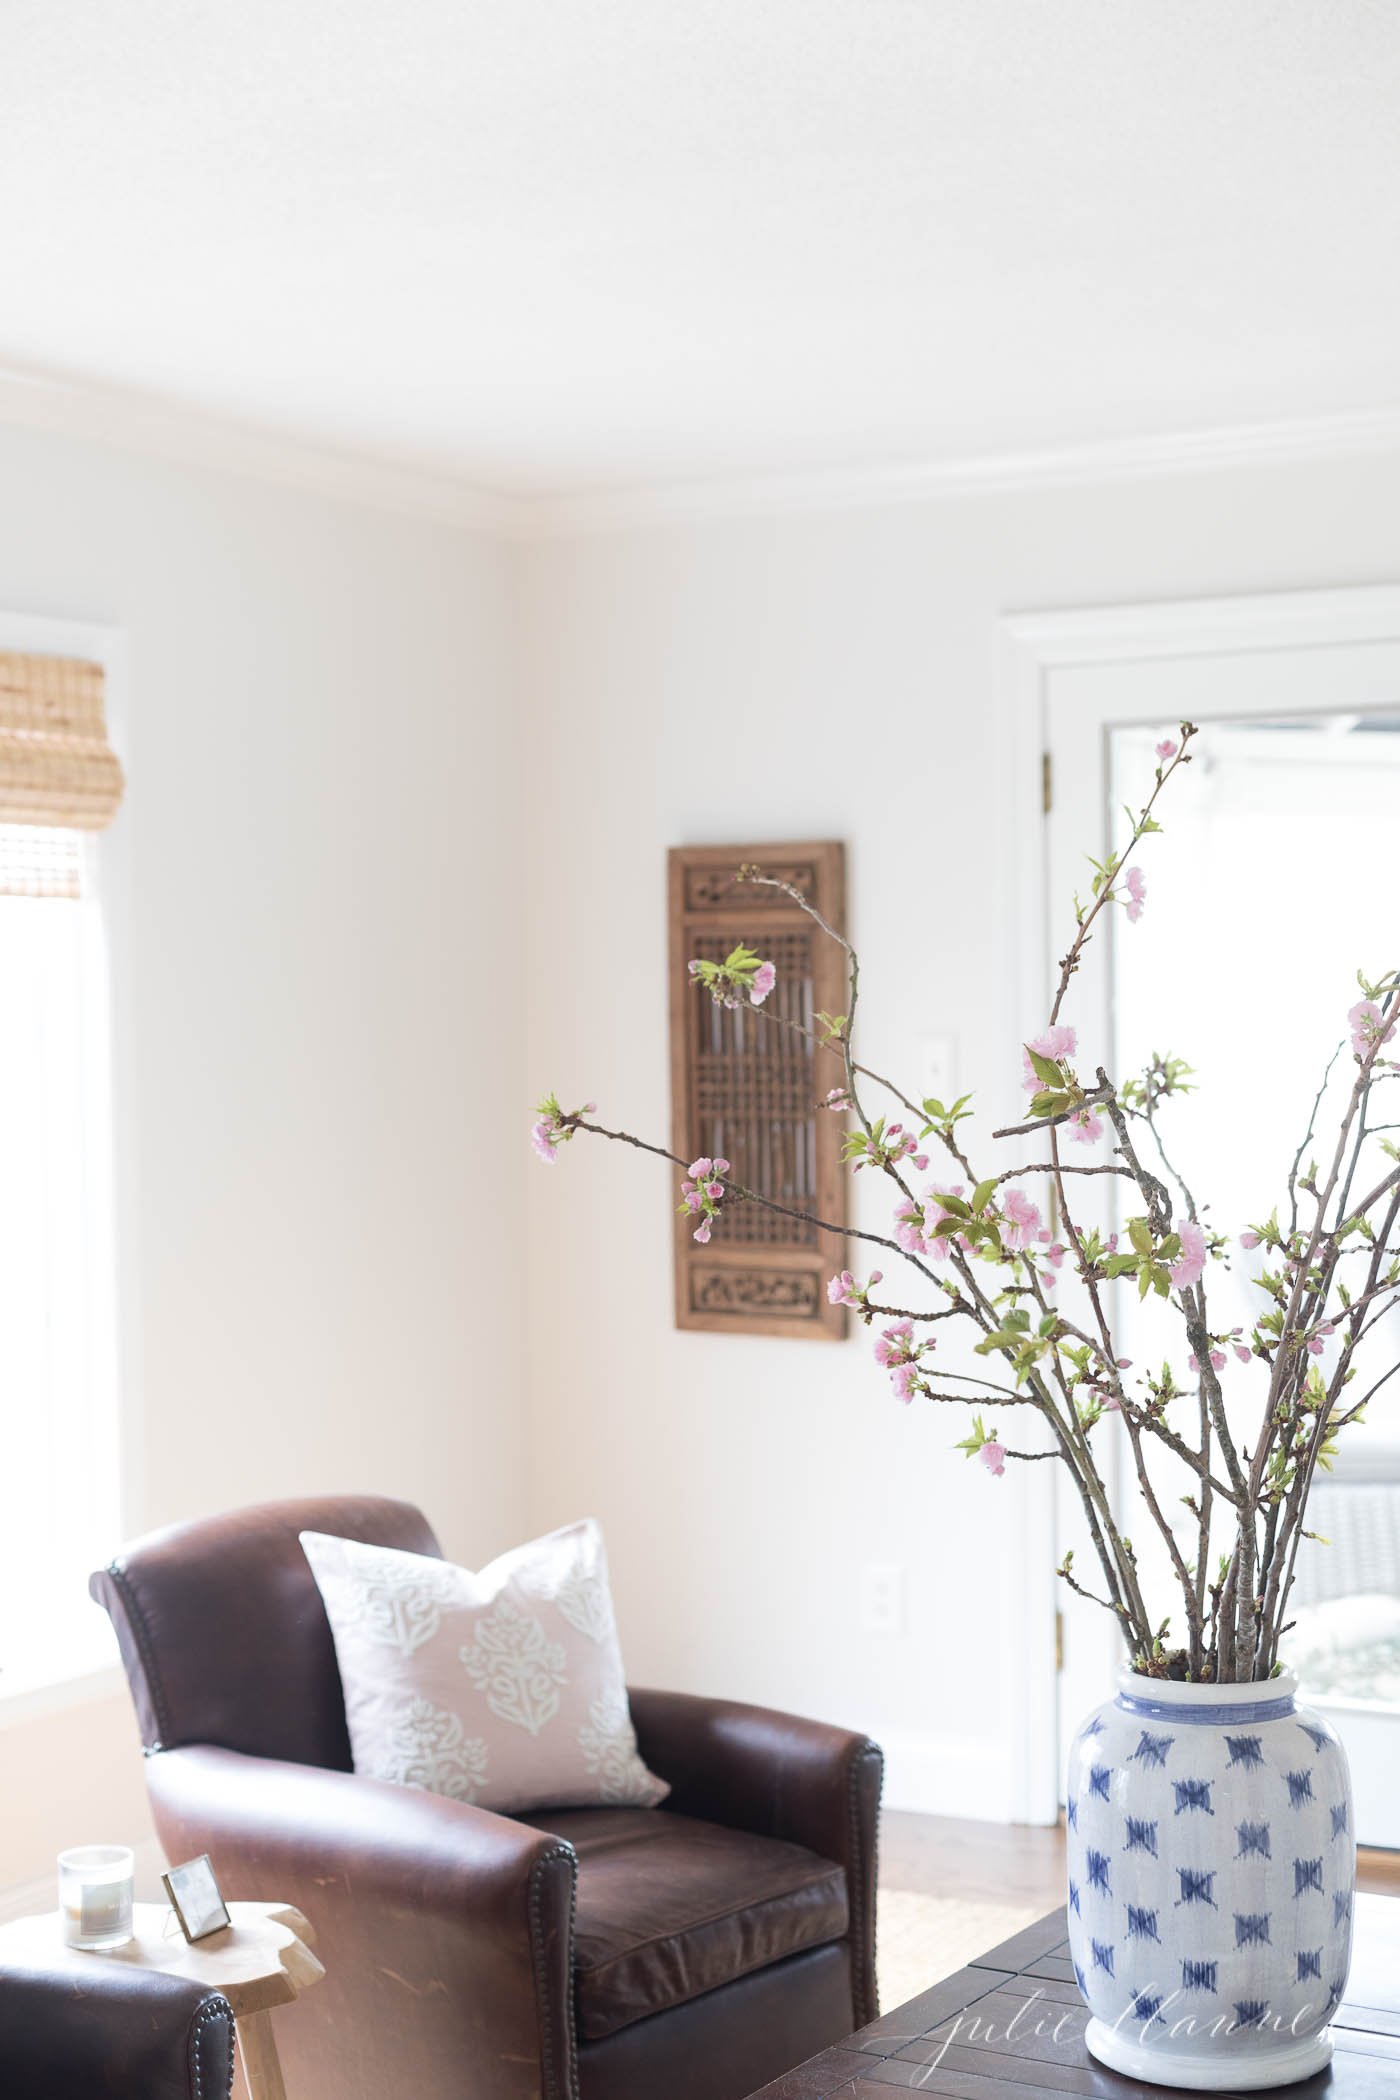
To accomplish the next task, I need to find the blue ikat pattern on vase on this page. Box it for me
[1065,1674,1354,2083]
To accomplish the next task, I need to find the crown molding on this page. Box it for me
[3,361,1400,541]
[523,405,1400,537]
[0,364,532,538]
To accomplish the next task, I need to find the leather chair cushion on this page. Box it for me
[523,1807,849,2040]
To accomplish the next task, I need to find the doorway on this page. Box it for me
[1006,587,1400,1842]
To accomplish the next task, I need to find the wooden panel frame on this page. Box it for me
[667,840,848,1339]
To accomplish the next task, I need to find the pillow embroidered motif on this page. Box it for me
[300,1520,668,1815]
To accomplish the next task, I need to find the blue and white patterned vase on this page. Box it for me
[1066,1667,1355,2091]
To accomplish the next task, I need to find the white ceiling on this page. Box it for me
[3,2,1399,500]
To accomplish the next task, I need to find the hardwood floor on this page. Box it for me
[880,1808,1400,1901]
[880,1809,1066,1906]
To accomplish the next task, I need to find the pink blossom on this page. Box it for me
[1240,1230,1261,1250]
[693,1221,711,1244]
[886,1128,929,1171]
[1306,1322,1335,1357]
[704,1180,724,1199]
[894,1198,928,1255]
[1098,1390,1122,1413]
[1002,1187,1042,1251]
[1155,738,1178,762]
[1189,1350,1228,1374]
[1169,1219,1207,1291]
[1068,1105,1104,1145]
[979,1440,1006,1478]
[1349,999,1396,1060]
[891,1363,917,1404]
[688,1157,713,1179]
[828,1266,883,1308]
[1022,1024,1078,1093]
[713,1157,730,1174]
[531,1120,560,1163]
[822,1087,850,1111]
[1123,866,1147,923]
[873,1320,914,1369]
[750,960,777,1006]
[1235,1344,1252,1363]
[929,1185,970,1262]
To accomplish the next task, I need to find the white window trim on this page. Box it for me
[0,607,138,1716]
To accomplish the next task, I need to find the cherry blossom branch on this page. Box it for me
[536,719,1397,1680]
[992,1086,1114,1143]
[572,1117,930,1269]
[1047,728,1197,1026]
[990,1160,1134,1183]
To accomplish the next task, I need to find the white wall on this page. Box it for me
[520,452,1400,1813]
[4,418,1398,1882]
[0,422,525,1885]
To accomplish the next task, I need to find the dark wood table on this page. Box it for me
[750,1893,1399,2097]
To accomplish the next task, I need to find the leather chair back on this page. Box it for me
[91,1494,441,1767]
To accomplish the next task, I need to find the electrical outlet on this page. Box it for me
[859,1562,906,1635]
[920,1033,957,1107]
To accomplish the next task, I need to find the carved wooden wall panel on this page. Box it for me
[667,841,847,1339]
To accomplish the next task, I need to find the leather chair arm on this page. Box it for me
[0,1962,234,2100]
[147,1746,578,2100]
[627,1687,882,2022]
[627,1686,881,1867]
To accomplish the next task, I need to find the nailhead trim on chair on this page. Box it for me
[846,1739,884,2027]
[188,1994,236,2100]
[528,1841,579,2100]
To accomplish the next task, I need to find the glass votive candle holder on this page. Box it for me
[58,1844,135,1950]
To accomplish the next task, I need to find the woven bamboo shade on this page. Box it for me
[0,652,125,833]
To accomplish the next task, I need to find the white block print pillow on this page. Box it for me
[300,1519,668,1816]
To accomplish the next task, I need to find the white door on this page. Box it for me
[1006,587,1400,1845]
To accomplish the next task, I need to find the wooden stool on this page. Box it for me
[0,1898,324,2100]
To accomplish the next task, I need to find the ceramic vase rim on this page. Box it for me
[1115,1664,1299,1706]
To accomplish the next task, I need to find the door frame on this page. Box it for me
[997,582,1400,1824]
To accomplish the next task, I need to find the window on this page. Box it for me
[0,641,125,1700]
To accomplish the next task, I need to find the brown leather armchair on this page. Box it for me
[0,1962,235,2099]
[91,1496,881,2100]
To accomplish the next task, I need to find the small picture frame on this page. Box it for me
[161,1854,231,1943]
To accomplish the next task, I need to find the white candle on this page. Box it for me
[58,1844,134,1950]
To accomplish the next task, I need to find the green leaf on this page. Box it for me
[972,1178,999,1214]
[1128,1217,1152,1257]
[1027,1047,1066,1087]
[1029,1089,1070,1118]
